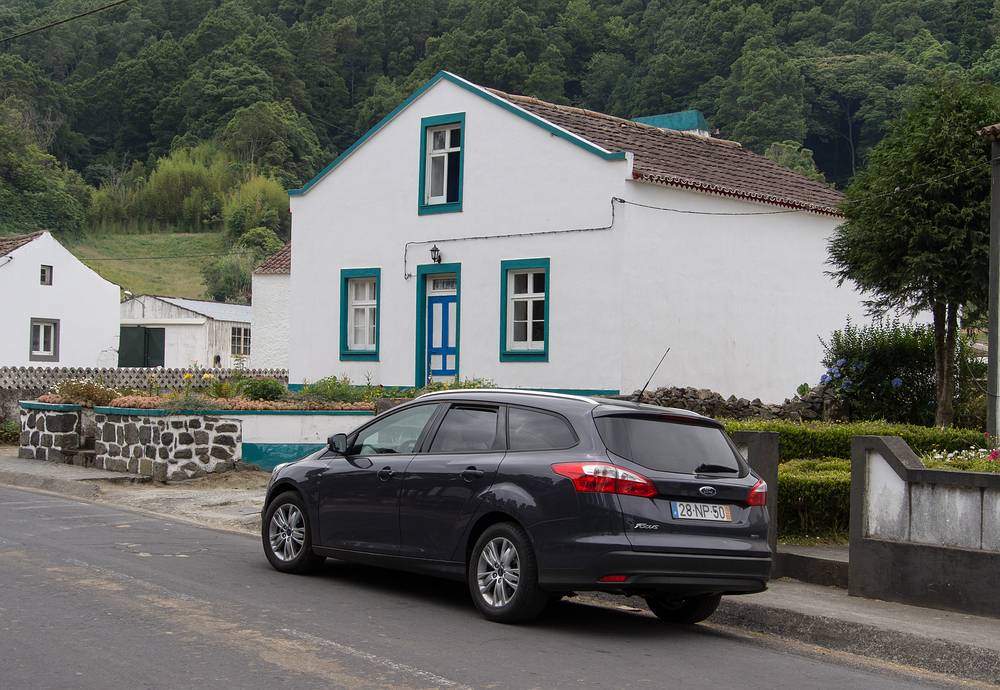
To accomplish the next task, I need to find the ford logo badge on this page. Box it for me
[699,486,717,497]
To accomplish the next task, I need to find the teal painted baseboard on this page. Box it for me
[242,442,325,470]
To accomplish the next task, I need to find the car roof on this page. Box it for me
[414,388,716,423]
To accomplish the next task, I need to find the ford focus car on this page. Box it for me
[261,390,771,623]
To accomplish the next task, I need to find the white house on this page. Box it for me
[0,231,119,367]
[250,244,290,369]
[119,295,252,369]
[282,71,868,402]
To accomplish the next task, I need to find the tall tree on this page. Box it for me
[827,80,1000,426]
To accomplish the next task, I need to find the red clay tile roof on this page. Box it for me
[979,123,1000,139]
[0,231,43,257]
[488,90,845,216]
[254,243,290,274]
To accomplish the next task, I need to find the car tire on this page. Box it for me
[644,593,722,624]
[262,491,325,574]
[468,523,549,623]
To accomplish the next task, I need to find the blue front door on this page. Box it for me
[427,294,458,378]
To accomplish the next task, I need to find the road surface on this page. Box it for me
[0,485,952,689]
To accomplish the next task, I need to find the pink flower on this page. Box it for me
[989,450,999,461]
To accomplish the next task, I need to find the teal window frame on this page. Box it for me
[499,258,550,363]
[339,267,381,361]
[414,262,462,386]
[418,113,465,215]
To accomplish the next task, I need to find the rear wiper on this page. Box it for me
[694,463,738,474]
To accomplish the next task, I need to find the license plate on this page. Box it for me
[671,501,732,522]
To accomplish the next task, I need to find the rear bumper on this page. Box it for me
[538,549,771,596]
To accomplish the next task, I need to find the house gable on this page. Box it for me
[288,71,625,197]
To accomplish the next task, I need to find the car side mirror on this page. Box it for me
[328,433,348,455]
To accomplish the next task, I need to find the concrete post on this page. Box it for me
[731,430,779,558]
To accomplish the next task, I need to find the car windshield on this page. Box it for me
[594,415,744,475]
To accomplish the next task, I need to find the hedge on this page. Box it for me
[777,458,851,536]
[724,419,983,460]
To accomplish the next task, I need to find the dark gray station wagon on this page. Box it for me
[262,390,771,623]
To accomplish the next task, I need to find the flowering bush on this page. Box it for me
[922,433,1000,472]
[105,395,372,411]
[48,379,121,407]
[818,319,983,426]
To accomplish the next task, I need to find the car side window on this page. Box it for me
[507,406,577,451]
[428,406,501,453]
[349,405,438,456]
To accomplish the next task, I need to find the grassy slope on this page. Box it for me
[63,232,228,299]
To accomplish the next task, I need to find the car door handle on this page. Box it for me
[461,467,485,481]
[377,467,395,481]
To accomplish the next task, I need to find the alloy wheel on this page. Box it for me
[477,536,520,607]
[268,503,305,562]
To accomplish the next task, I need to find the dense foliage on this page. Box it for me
[818,319,985,426]
[828,81,1000,425]
[3,0,1000,242]
[777,459,851,537]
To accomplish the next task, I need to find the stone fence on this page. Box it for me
[0,366,288,421]
[18,402,84,462]
[631,385,846,421]
[96,410,241,482]
[850,436,1000,617]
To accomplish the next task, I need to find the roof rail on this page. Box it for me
[415,388,600,404]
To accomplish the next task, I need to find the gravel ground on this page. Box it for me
[95,464,269,534]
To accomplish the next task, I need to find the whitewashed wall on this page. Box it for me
[618,184,869,401]
[0,233,119,367]
[289,77,629,390]
[250,273,290,369]
[287,77,869,401]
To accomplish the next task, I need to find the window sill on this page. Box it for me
[500,350,547,363]
[340,351,379,362]
[419,201,462,216]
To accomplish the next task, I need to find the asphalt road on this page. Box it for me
[0,486,950,690]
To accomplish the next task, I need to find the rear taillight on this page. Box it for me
[746,479,767,507]
[551,462,657,498]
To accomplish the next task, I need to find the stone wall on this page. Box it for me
[631,385,846,421]
[19,405,82,462]
[95,412,241,482]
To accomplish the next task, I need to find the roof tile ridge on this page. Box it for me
[488,88,744,149]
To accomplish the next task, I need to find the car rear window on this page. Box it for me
[594,415,744,475]
[507,407,576,450]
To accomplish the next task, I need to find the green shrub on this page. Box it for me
[297,376,367,403]
[239,377,287,401]
[818,318,984,426]
[223,175,290,240]
[778,458,851,536]
[725,419,984,460]
[0,420,18,445]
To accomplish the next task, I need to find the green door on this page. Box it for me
[118,327,165,367]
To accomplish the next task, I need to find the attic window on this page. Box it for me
[40,265,52,285]
[419,113,464,215]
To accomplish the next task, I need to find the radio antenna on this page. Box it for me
[634,347,670,402]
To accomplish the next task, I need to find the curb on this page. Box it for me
[0,471,100,499]
[715,596,1000,685]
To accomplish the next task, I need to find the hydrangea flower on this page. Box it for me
[841,377,852,391]
[836,358,847,367]
[820,373,831,385]
[830,367,841,378]
[890,377,903,389]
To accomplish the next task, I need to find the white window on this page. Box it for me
[507,270,546,351]
[348,278,377,351]
[231,326,251,356]
[40,265,52,285]
[30,319,59,361]
[424,124,462,205]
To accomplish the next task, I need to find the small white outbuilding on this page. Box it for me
[277,71,870,402]
[119,295,252,369]
[0,231,120,367]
